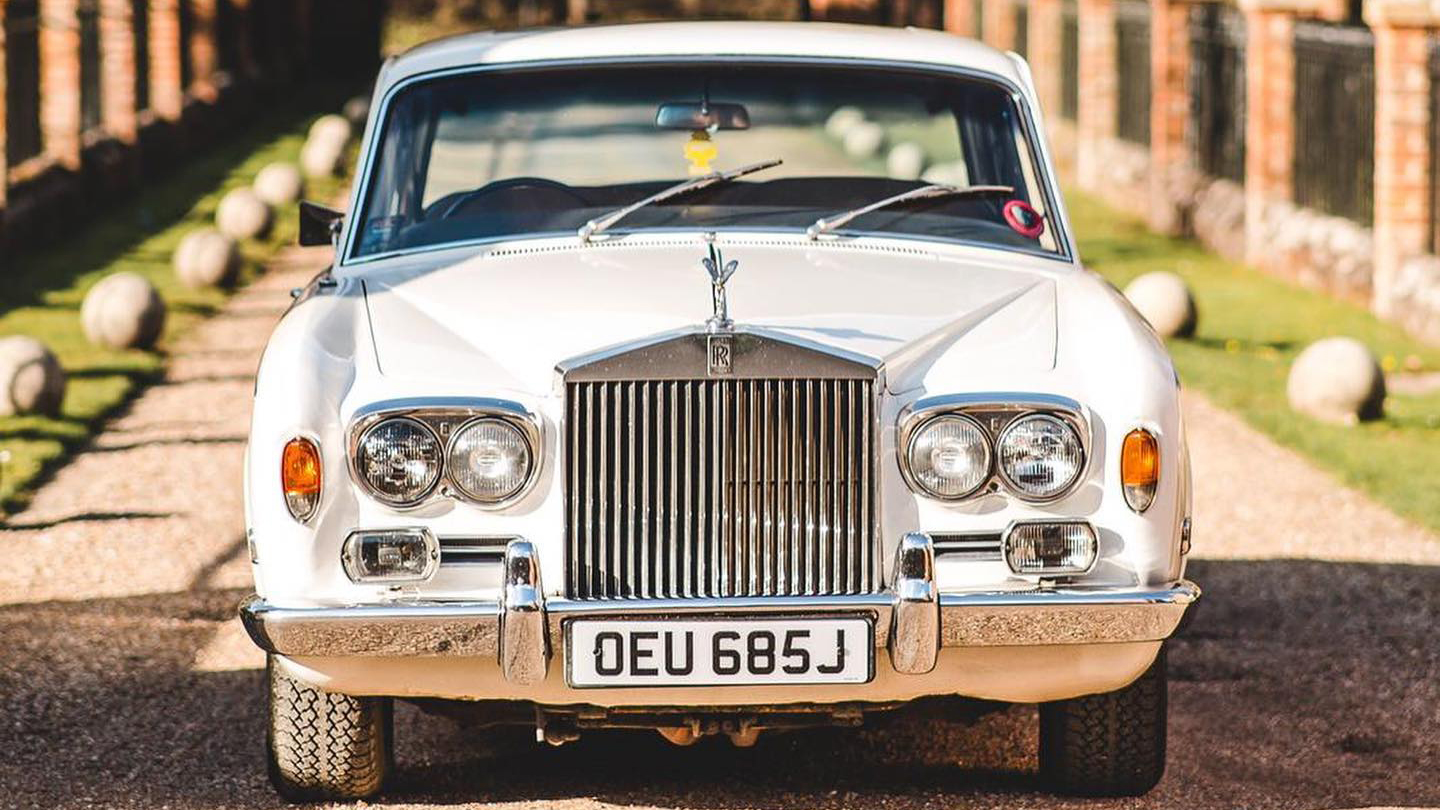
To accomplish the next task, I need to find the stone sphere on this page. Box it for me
[216,187,273,241]
[842,121,885,160]
[824,106,865,139]
[253,162,305,207]
[886,142,927,181]
[0,336,66,417]
[80,272,166,350]
[300,137,345,179]
[343,96,371,127]
[1287,337,1386,424]
[1124,271,1197,338]
[308,114,352,149]
[174,229,241,289]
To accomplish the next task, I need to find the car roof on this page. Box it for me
[378,21,1026,92]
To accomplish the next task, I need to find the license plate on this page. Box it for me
[566,617,874,688]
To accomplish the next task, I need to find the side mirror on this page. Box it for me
[299,201,345,247]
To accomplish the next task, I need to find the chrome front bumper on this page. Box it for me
[240,534,1200,685]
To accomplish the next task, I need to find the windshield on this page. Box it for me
[352,63,1061,260]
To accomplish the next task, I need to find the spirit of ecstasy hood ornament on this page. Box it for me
[701,233,738,333]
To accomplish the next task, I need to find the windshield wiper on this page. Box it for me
[805,183,1014,240]
[578,158,783,242]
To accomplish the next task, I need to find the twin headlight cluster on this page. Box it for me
[902,410,1086,503]
[350,409,536,508]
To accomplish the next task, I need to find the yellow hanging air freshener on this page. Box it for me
[684,130,718,176]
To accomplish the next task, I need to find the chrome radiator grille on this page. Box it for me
[565,377,877,599]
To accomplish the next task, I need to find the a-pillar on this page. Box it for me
[1076,0,1117,188]
[39,0,82,170]
[1365,0,1438,319]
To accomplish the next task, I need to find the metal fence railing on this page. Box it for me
[134,0,151,112]
[1013,0,1029,59]
[1115,0,1151,145]
[5,0,43,166]
[1060,0,1079,121]
[1189,3,1246,182]
[80,0,103,132]
[1293,20,1374,225]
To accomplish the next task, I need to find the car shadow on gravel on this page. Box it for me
[1,557,1437,810]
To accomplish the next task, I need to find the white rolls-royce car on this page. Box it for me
[241,21,1199,800]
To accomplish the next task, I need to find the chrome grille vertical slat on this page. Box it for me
[565,372,876,600]
[832,379,843,593]
[640,382,650,598]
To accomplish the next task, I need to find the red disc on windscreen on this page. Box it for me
[1003,200,1045,239]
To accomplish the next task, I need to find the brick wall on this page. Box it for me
[0,0,382,255]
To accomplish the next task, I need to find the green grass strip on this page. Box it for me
[1069,190,1440,535]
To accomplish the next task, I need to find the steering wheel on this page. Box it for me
[436,177,589,219]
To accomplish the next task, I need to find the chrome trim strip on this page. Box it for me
[239,580,1200,658]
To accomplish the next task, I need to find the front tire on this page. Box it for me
[266,655,393,801]
[1038,647,1167,796]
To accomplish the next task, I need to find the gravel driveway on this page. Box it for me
[0,247,1436,809]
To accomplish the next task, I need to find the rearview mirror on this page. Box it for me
[299,201,345,247]
[655,101,751,131]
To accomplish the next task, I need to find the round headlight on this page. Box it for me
[997,414,1085,500]
[355,417,442,505]
[446,418,532,503]
[907,415,992,499]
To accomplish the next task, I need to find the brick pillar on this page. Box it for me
[39,0,82,170]
[149,0,183,119]
[98,0,137,141]
[983,0,1016,49]
[188,0,217,100]
[566,0,587,23]
[1029,0,1064,114]
[1238,4,1295,266]
[1365,0,1438,317]
[1148,0,1191,233]
[1076,0,1117,188]
[944,0,977,36]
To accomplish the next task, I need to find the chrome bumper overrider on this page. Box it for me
[240,534,1200,684]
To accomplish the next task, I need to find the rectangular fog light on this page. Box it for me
[1004,521,1098,575]
[342,528,439,583]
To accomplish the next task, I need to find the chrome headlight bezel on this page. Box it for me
[348,399,542,510]
[897,393,1089,504]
